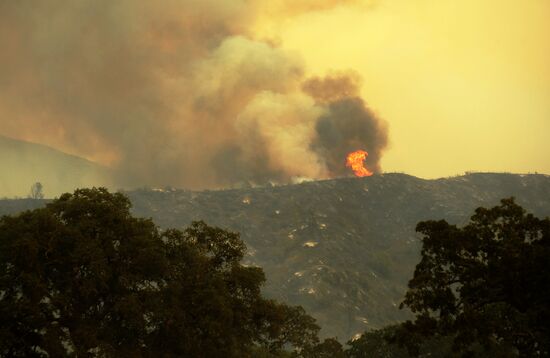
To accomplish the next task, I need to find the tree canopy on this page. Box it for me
[397,198,550,357]
[0,188,324,357]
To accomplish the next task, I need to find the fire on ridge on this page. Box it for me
[346,150,373,177]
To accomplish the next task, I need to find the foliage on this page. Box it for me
[346,326,410,358]
[250,337,346,358]
[397,198,550,357]
[0,188,320,357]
[300,338,345,358]
[347,325,464,358]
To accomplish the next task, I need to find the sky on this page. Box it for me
[261,0,550,178]
[1,0,548,195]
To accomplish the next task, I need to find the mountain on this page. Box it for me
[0,136,111,198]
[2,173,550,341]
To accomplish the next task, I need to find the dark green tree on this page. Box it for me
[346,326,410,358]
[301,337,345,358]
[347,325,460,358]
[0,188,320,357]
[397,198,550,357]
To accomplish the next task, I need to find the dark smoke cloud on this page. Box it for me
[312,98,388,176]
[304,73,388,176]
[0,0,387,190]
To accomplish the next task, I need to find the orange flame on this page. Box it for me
[346,150,373,177]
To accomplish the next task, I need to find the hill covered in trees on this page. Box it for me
[2,173,550,341]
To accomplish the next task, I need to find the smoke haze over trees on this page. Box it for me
[0,1,387,192]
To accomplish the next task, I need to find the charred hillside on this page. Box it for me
[2,173,550,341]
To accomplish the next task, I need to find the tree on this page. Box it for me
[0,188,321,357]
[397,198,550,357]
[347,325,460,358]
[28,182,44,199]
[301,337,345,358]
[346,326,410,358]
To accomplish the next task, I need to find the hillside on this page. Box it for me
[2,173,550,341]
[0,135,111,198]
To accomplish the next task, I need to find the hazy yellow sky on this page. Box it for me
[257,0,550,177]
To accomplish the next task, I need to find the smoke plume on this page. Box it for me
[0,1,388,189]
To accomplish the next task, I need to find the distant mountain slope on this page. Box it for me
[2,173,550,341]
[0,136,111,198]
